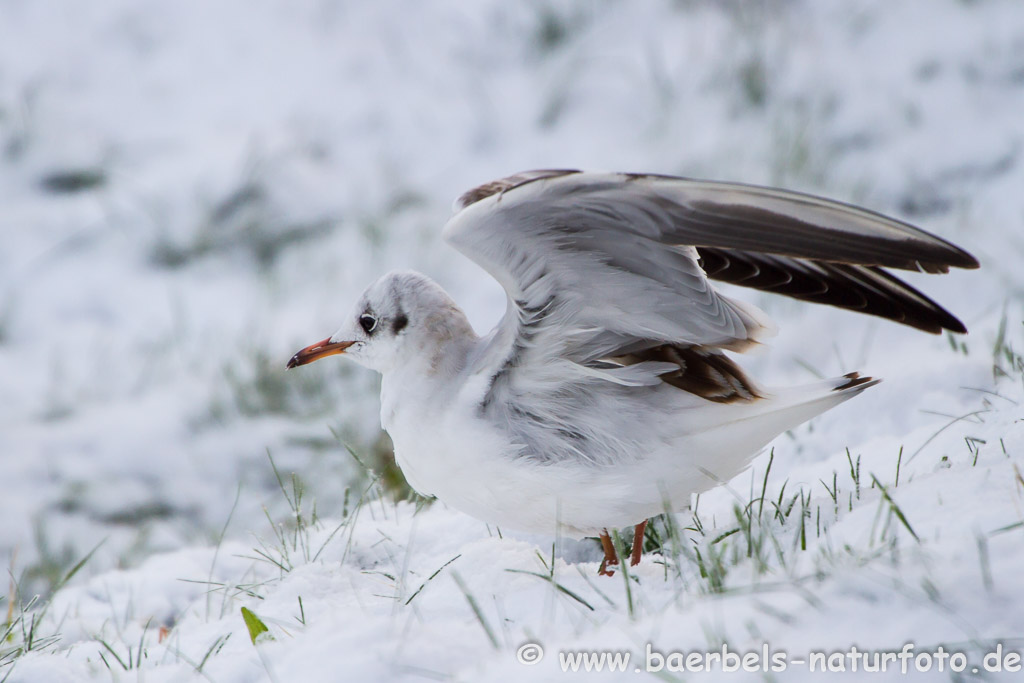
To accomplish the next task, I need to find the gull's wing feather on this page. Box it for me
[696,247,968,333]
[443,170,976,393]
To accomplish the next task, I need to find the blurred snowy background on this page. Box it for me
[3,0,1024,680]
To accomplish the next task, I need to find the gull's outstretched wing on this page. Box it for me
[442,170,978,404]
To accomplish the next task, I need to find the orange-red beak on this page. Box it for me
[286,337,355,369]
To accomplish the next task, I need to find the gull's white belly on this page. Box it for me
[384,403,572,532]
[381,398,694,537]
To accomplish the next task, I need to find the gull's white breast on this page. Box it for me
[379,371,658,537]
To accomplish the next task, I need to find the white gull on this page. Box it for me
[287,170,978,574]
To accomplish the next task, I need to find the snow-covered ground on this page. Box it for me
[3,0,1024,680]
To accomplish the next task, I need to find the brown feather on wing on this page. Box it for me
[611,345,762,404]
[455,169,580,211]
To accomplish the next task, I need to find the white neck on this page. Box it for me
[378,334,477,431]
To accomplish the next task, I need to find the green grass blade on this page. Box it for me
[451,572,498,649]
[241,607,273,645]
[870,474,920,543]
[504,569,594,611]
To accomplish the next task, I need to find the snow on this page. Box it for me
[3,0,1024,680]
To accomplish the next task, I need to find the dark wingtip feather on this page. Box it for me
[933,313,968,335]
[946,248,981,271]
[834,372,882,392]
[698,247,972,335]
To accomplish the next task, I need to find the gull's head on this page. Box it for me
[287,270,475,375]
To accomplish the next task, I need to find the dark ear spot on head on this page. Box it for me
[392,313,408,334]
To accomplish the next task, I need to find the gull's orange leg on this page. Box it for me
[598,529,619,576]
[630,519,648,566]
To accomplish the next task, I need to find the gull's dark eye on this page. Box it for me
[359,313,378,334]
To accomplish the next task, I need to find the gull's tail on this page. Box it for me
[745,371,881,434]
[681,372,880,486]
